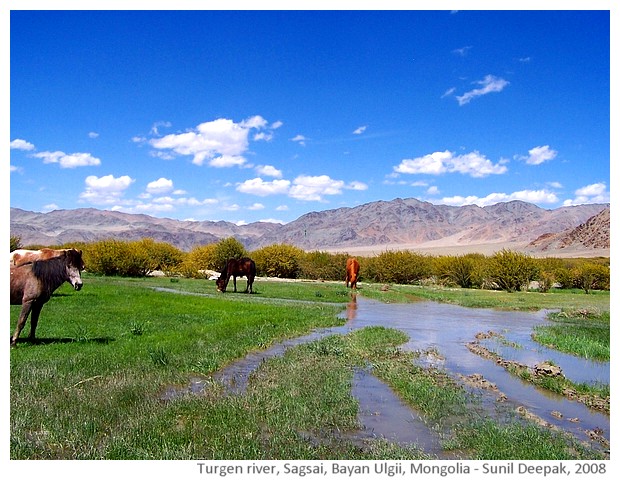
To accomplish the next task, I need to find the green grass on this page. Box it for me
[10,275,608,460]
[533,310,610,361]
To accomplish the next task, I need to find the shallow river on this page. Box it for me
[168,293,610,455]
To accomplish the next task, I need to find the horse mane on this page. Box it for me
[31,255,73,296]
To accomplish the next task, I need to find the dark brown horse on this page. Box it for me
[10,249,85,346]
[216,257,256,293]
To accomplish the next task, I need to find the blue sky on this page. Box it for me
[8,6,611,225]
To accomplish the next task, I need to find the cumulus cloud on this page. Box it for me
[33,150,101,168]
[79,174,134,205]
[256,165,283,178]
[456,75,509,106]
[146,177,174,195]
[353,125,367,135]
[394,150,508,178]
[149,116,274,167]
[563,182,609,206]
[236,174,367,202]
[519,145,557,165]
[236,177,292,196]
[441,189,559,207]
[10,139,35,150]
[88,131,99,139]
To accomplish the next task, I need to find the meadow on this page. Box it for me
[10,275,610,460]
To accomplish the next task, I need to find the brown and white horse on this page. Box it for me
[216,257,256,293]
[11,248,71,267]
[10,249,85,346]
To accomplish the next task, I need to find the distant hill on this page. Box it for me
[526,207,610,253]
[10,199,609,257]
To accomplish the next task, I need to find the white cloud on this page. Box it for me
[146,177,174,195]
[441,87,456,99]
[452,46,472,57]
[236,177,292,196]
[441,189,559,207]
[248,203,265,211]
[10,139,35,150]
[150,121,172,135]
[149,116,272,167]
[291,134,307,146]
[256,165,283,178]
[88,131,99,139]
[520,145,557,165]
[394,150,508,178]
[80,174,134,205]
[456,75,510,106]
[347,181,368,191]
[353,125,367,135]
[563,182,609,206]
[289,175,346,202]
[33,150,101,168]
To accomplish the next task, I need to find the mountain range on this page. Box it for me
[10,198,610,257]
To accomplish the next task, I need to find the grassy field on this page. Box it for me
[9,275,610,460]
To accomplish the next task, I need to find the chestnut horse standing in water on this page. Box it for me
[216,257,256,293]
[345,257,360,289]
[10,249,85,346]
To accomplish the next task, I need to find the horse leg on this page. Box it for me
[233,276,237,292]
[28,302,44,342]
[247,277,254,294]
[11,301,33,346]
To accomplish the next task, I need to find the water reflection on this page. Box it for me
[170,293,609,453]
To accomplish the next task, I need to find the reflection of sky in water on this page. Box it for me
[206,295,609,451]
[340,297,609,447]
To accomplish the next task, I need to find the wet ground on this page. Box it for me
[164,293,610,455]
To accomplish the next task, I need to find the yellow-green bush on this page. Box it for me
[364,250,432,284]
[487,249,539,292]
[252,243,305,278]
[299,251,350,281]
[433,253,486,288]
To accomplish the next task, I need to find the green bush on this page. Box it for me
[487,249,539,292]
[365,250,432,284]
[177,243,217,278]
[212,237,248,270]
[571,262,610,293]
[252,243,305,278]
[299,251,350,281]
[433,254,485,288]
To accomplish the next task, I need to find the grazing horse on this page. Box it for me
[216,257,256,293]
[10,249,85,346]
[345,257,360,289]
[11,248,71,266]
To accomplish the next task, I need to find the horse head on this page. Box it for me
[64,249,85,290]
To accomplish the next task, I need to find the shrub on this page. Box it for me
[252,243,305,278]
[177,244,217,278]
[487,249,539,292]
[84,239,151,276]
[10,235,22,252]
[299,251,350,281]
[571,262,610,293]
[433,254,485,288]
[366,250,432,284]
[212,237,248,270]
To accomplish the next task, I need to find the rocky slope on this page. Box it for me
[10,199,609,256]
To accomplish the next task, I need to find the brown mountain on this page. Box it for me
[10,199,609,256]
[526,207,610,253]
